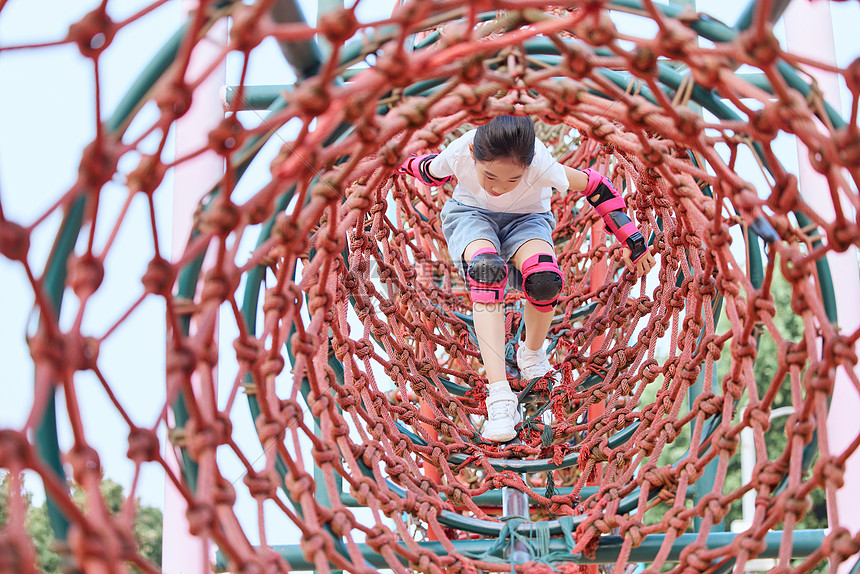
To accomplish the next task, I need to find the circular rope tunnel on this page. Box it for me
[0,1,859,573]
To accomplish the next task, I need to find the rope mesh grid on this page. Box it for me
[0,0,858,573]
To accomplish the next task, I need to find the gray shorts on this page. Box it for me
[439,199,557,289]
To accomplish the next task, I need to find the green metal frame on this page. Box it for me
[214,529,827,571]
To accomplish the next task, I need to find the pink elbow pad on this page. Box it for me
[397,154,452,186]
[581,168,626,216]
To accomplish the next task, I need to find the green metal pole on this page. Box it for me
[270,0,323,79]
[214,529,827,571]
[37,197,87,547]
[340,486,600,508]
[734,0,794,32]
[688,297,725,532]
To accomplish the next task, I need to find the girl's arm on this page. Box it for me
[397,154,452,186]
[562,165,655,275]
[562,165,589,193]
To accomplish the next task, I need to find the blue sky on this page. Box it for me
[0,0,857,550]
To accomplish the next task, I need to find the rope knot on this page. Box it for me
[256,414,286,446]
[698,493,727,523]
[300,533,333,561]
[286,470,315,498]
[293,77,330,117]
[262,353,286,378]
[350,477,377,507]
[208,115,245,155]
[244,471,277,500]
[317,6,358,44]
[679,461,701,483]
[0,220,30,262]
[310,392,333,417]
[185,417,227,461]
[753,459,788,490]
[657,18,697,60]
[377,49,415,89]
[572,9,617,47]
[675,107,702,138]
[412,550,441,574]
[618,517,645,547]
[142,256,176,296]
[328,509,354,537]
[814,455,845,489]
[67,524,114,571]
[737,533,768,557]
[738,25,781,67]
[214,476,237,507]
[202,267,237,304]
[290,331,318,358]
[824,335,859,368]
[229,5,265,52]
[692,392,721,417]
[643,466,677,491]
[781,487,811,520]
[0,430,33,469]
[366,525,396,552]
[785,413,815,444]
[186,502,216,537]
[69,253,104,299]
[67,8,115,58]
[711,424,740,455]
[233,335,260,366]
[823,527,860,563]
[743,403,771,432]
[641,359,661,382]
[629,43,658,76]
[127,427,160,464]
[64,334,100,373]
[68,442,101,484]
[805,366,835,396]
[679,543,712,571]
[662,506,690,533]
[157,81,193,118]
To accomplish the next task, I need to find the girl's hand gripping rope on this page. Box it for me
[581,168,656,276]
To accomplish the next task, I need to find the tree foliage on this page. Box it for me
[638,267,827,570]
[0,473,162,573]
[715,270,826,532]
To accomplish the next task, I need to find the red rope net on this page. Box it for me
[1,1,859,573]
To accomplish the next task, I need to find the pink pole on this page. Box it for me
[784,3,860,570]
[163,3,226,572]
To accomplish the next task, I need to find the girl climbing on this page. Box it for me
[398,115,655,442]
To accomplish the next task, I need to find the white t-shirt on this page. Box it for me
[429,129,569,214]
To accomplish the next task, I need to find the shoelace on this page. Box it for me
[519,348,547,366]
[526,356,550,369]
[488,397,515,419]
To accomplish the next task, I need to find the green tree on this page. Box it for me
[717,271,826,532]
[27,501,63,574]
[0,473,163,573]
[639,270,826,570]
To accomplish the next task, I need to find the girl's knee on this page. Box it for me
[521,252,563,311]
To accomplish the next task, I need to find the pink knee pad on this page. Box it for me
[521,253,564,312]
[467,247,508,304]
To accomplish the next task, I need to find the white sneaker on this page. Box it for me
[482,389,521,442]
[517,345,552,380]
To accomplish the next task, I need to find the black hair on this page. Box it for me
[472,115,535,168]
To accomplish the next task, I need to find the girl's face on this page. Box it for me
[473,158,526,196]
